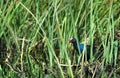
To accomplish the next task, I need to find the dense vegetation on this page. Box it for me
[0,0,120,78]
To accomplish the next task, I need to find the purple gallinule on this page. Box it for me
[68,38,96,60]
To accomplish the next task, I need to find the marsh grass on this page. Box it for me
[0,0,120,78]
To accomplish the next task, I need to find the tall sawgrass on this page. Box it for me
[0,0,120,78]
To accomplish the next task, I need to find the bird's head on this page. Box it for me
[68,38,77,43]
[68,38,78,51]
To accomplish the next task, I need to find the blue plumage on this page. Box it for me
[68,38,93,60]
[79,44,84,52]
[68,38,86,52]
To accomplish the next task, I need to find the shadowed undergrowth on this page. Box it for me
[0,0,120,78]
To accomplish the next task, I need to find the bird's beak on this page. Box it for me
[68,40,72,43]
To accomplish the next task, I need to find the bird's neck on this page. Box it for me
[72,42,79,51]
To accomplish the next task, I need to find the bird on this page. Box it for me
[68,38,96,60]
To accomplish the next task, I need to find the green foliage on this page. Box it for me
[0,0,120,78]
